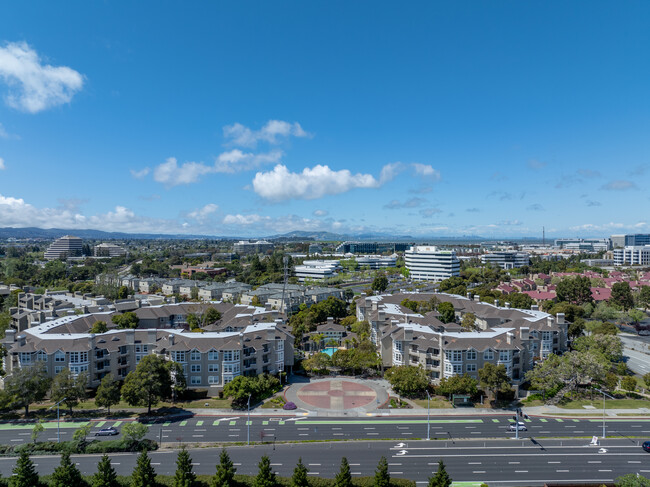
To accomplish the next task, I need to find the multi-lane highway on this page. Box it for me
[0,439,648,486]
[1,415,649,446]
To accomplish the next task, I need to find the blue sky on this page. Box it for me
[0,1,649,238]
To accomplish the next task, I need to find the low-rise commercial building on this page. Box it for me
[481,251,530,269]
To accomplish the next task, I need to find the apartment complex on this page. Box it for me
[2,302,294,392]
[44,235,83,260]
[481,251,530,269]
[404,246,460,281]
[356,292,567,387]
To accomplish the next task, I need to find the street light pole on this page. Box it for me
[593,387,614,439]
[247,394,251,445]
[426,390,430,441]
[49,397,67,443]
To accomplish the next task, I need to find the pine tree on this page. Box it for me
[211,449,237,487]
[428,460,452,487]
[254,455,278,487]
[374,456,390,487]
[9,449,40,487]
[131,449,157,487]
[50,451,85,487]
[291,457,309,487]
[173,448,196,487]
[91,455,119,487]
[334,457,352,487]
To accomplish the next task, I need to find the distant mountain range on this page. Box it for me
[0,226,545,243]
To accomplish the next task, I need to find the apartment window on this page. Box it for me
[277,340,284,351]
[119,346,127,355]
[208,376,219,384]
[446,350,462,362]
[69,352,88,364]
[466,350,477,361]
[190,364,201,373]
[190,376,201,385]
[208,350,219,361]
[532,342,538,350]
[70,364,88,377]
[483,349,494,360]
[393,352,402,363]
[452,364,462,375]
[190,350,201,361]
[276,351,284,362]
[499,351,510,362]
[54,366,64,374]
[135,345,149,353]
[19,353,31,364]
[466,364,477,372]
[223,363,240,374]
[223,350,240,362]
[208,364,219,373]
[173,351,187,363]
[542,331,552,340]
[54,351,65,362]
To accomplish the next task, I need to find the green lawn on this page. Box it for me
[558,398,650,409]
[411,398,454,409]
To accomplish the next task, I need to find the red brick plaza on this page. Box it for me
[296,379,378,410]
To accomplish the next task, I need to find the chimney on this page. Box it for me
[327,317,334,326]
[239,332,244,348]
[506,332,513,344]
[17,334,26,346]
[403,327,413,341]
[531,305,539,311]
[371,301,378,311]
[547,316,554,328]
[466,292,472,300]
[520,327,529,341]
[125,329,135,345]
[267,329,276,341]
[168,334,174,346]
[265,303,272,311]
[148,329,157,345]
[556,313,565,325]
[378,310,385,322]
[505,302,510,309]
[88,333,96,349]
[474,295,480,302]
[5,329,16,343]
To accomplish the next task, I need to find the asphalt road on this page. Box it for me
[1,439,648,486]
[3,415,650,447]
[620,334,650,376]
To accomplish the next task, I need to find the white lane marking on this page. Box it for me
[473,471,486,474]
[509,462,520,464]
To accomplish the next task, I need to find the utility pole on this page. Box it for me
[593,387,615,439]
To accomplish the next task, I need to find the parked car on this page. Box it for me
[643,441,650,452]
[95,427,119,436]
[508,422,527,431]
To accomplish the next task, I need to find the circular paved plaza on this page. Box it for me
[286,378,389,414]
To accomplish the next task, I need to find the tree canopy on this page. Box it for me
[385,366,430,397]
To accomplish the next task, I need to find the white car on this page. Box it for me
[508,422,527,431]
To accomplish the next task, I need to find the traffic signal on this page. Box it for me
[512,416,517,421]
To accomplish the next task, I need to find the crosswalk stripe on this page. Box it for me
[492,419,500,423]
[180,420,188,426]
[112,421,122,427]
[555,419,564,422]
[540,419,548,422]
[229,421,236,426]
[95,421,106,428]
[196,421,204,426]
[263,421,269,425]
[213,420,221,426]
[164,422,171,427]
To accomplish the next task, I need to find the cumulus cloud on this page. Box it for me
[222,213,270,226]
[313,209,328,217]
[527,159,547,170]
[187,203,218,222]
[130,167,150,179]
[601,180,638,191]
[223,120,309,147]
[383,197,427,209]
[0,41,84,113]
[214,149,282,173]
[411,163,441,180]
[252,163,399,201]
[153,157,215,186]
[0,157,4,170]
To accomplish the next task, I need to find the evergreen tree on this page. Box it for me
[131,449,157,487]
[291,458,309,487]
[374,456,390,487]
[9,450,40,487]
[334,457,352,487]
[428,460,452,487]
[173,448,196,487]
[254,455,278,487]
[211,449,237,487]
[95,375,121,415]
[50,451,85,487]
[91,455,119,487]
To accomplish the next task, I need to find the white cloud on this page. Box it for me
[130,167,150,179]
[601,180,638,191]
[0,157,4,170]
[223,120,310,147]
[313,209,328,217]
[0,41,84,113]
[411,163,441,180]
[252,163,399,202]
[214,149,283,173]
[222,213,270,225]
[153,157,215,186]
[419,208,443,218]
[188,203,218,222]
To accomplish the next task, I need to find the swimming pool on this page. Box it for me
[322,347,338,356]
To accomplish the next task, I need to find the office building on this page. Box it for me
[293,260,341,281]
[356,255,397,269]
[335,241,412,254]
[481,251,530,269]
[233,240,274,255]
[554,238,609,252]
[404,246,460,281]
[613,245,650,266]
[611,234,650,249]
[44,235,83,260]
[94,243,126,257]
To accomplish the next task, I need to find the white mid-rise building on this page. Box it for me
[404,246,460,281]
[356,255,397,269]
[294,260,341,281]
[94,243,126,257]
[44,235,83,260]
[613,245,650,266]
